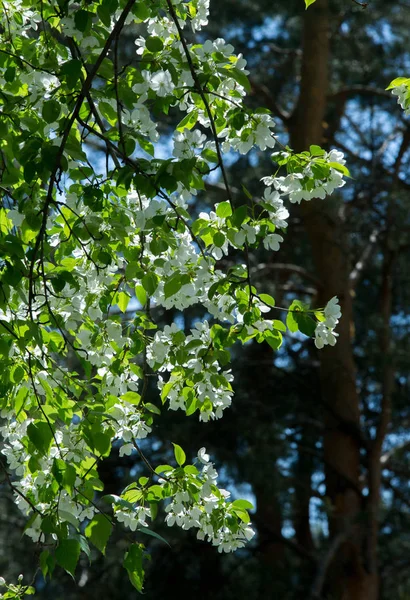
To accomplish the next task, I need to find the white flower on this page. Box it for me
[244,526,255,541]
[7,210,24,226]
[149,70,174,97]
[241,223,258,244]
[197,447,210,464]
[314,321,338,349]
[314,296,341,349]
[392,84,410,114]
[324,296,341,328]
[119,443,134,457]
[263,233,283,251]
[173,129,207,159]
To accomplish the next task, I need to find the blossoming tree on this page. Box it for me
[0,0,347,595]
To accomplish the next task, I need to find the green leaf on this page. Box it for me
[138,527,170,546]
[55,539,81,578]
[78,534,91,561]
[93,430,113,457]
[241,184,253,200]
[74,9,92,32]
[286,300,304,333]
[27,421,54,456]
[145,484,165,501]
[59,510,80,530]
[4,66,15,83]
[99,101,117,124]
[40,549,55,580]
[258,293,275,308]
[386,77,410,91]
[228,67,251,92]
[154,464,173,474]
[146,37,164,52]
[123,544,145,593]
[42,100,61,123]
[231,110,246,130]
[117,291,131,313]
[121,391,141,405]
[309,144,325,156]
[304,0,317,8]
[135,284,147,306]
[133,1,150,20]
[184,464,199,475]
[232,508,251,523]
[164,273,182,298]
[273,319,286,332]
[85,514,112,555]
[232,499,254,510]
[215,201,232,218]
[97,0,117,27]
[231,205,248,227]
[177,110,199,132]
[60,59,83,88]
[201,148,218,163]
[264,330,283,350]
[123,487,143,503]
[141,273,158,296]
[328,162,351,177]
[10,364,25,384]
[52,459,76,494]
[144,402,161,415]
[172,443,186,466]
[160,380,175,402]
[213,231,226,248]
[296,314,316,337]
[14,386,28,417]
[286,300,316,337]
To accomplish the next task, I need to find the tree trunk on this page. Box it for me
[293,432,315,552]
[287,1,378,598]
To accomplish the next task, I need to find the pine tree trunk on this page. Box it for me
[287,1,379,598]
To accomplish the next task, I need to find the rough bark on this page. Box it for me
[287,1,378,598]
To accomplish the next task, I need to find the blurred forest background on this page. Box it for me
[2,0,410,598]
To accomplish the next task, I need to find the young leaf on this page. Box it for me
[177,109,198,132]
[172,443,186,466]
[135,285,147,306]
[145,37,164,53]
[164,273,183,298]
[138,527,171,547]
[141,273,158,296]
[232,499,254,510]
[55,539,81,578]
[117,291,131,313]
[123,544,145,593]
[258,293,275,308]
[27,421,54,456]
[215,201,232,218]
[121,391,141,405]
[42,100,61,124]
[85,514,113,555]
[385,77,410,91]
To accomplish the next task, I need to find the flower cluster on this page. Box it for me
[163,448,255,553]
[389,80,410,115]
[149,322,234,421]
[0,575,35,599]
[263,149,347,204]
[314,297,342,349]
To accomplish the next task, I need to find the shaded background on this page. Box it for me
[2,0,410,598]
